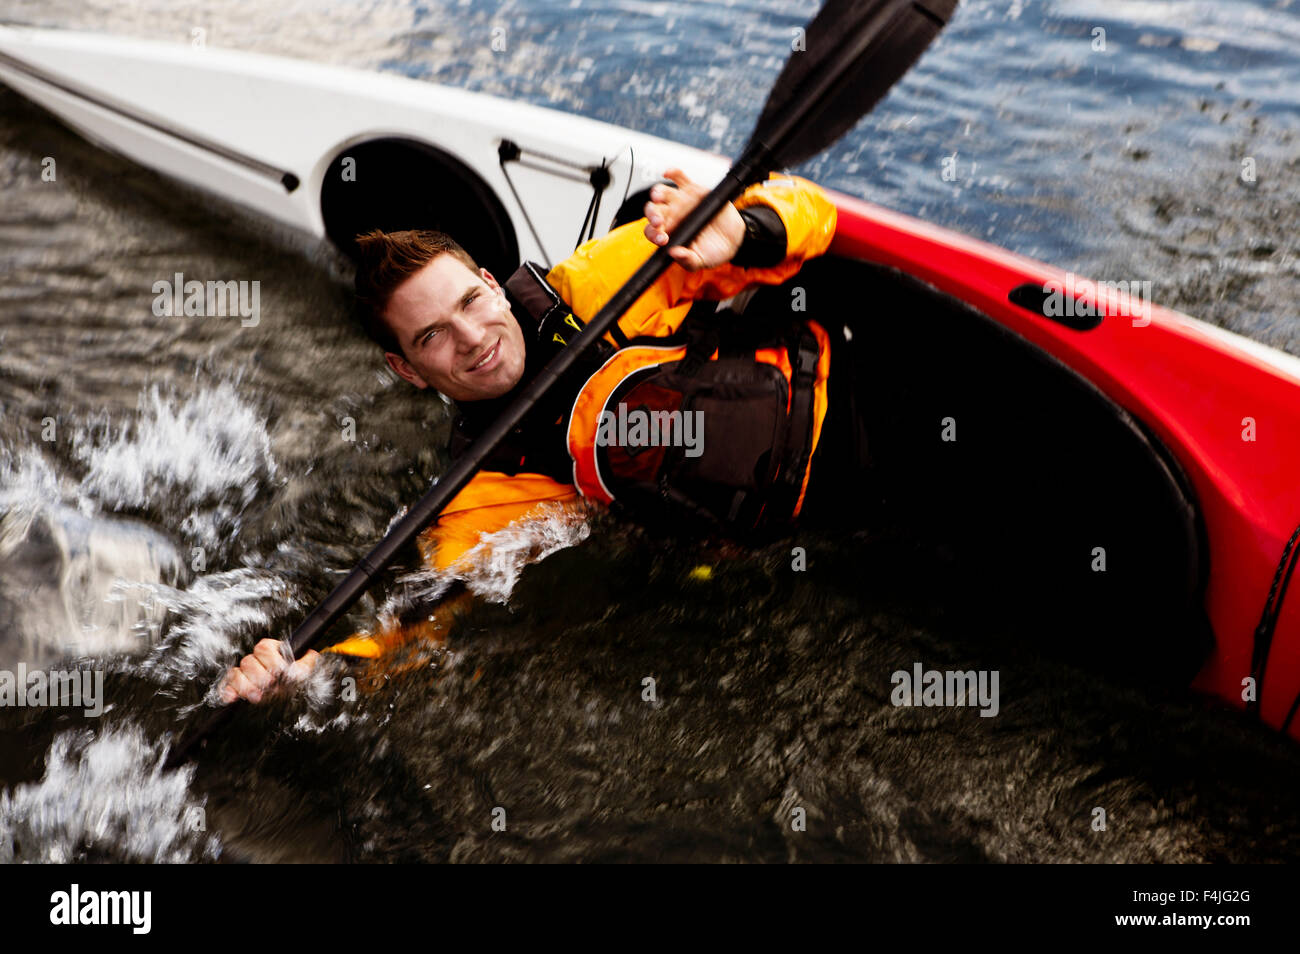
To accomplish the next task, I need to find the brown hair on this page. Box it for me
[352,229,481,355]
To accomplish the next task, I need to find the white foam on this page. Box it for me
[447,502,592,605]
[348,502,590,649]
[137,567,299,684]
[0,447,183,663]
[0,724,221,863]
[73,382,278,550]
[0,448,66,538]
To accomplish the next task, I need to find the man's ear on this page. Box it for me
[384,351,429,389]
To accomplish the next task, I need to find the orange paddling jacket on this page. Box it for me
[326,175,837,658]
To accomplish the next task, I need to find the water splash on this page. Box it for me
[0,724,221,863]
[455,503,591,604]
[395,502,592,610]
[0,447,66,537]
[137,567,299,686]
[73,382,278,552]
[0,448,183,666]
[0,380,284,670]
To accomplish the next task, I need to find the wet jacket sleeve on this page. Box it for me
[547,173,837,338]
[417,471,582,571]
[322,471,580,658]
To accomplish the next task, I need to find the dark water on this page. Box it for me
[2,0,1300,862]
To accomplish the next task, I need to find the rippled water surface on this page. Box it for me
[2,0,1300,862]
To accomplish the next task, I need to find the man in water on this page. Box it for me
[223,168,856,703]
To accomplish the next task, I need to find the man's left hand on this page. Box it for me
[643,168,745,271]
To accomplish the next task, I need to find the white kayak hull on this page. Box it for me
[0,25,728,267]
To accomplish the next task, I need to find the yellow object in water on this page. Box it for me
[688,565,713,581]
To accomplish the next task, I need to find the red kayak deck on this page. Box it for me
[829,191,1300,739]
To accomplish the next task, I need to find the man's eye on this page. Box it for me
[422,329,441,345]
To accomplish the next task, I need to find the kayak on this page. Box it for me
[2,26,1298,742]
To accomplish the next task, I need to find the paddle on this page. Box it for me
[163,0,957,770]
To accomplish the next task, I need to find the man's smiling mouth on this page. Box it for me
[468,338,501,373]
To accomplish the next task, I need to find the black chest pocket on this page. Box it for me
[596,355,795,535]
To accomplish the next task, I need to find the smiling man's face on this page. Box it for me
[380,253,528,402]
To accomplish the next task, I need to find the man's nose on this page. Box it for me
[449,312,489,352]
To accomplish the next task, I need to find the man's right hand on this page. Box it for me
[643,167,745,271]
[220,638,321,704]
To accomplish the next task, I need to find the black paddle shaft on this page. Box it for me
[164,0,957,770]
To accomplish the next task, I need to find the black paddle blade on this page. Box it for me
[749,0,958,170]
